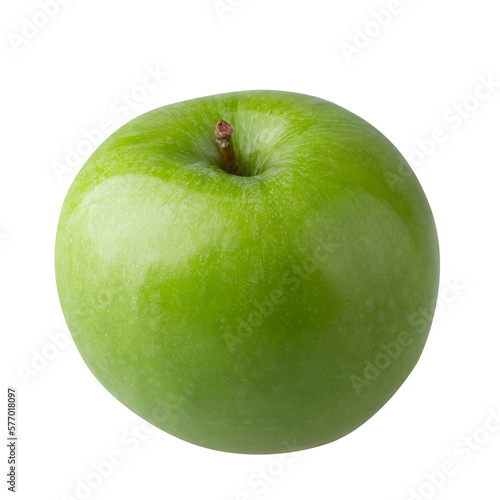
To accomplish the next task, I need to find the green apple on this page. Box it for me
[55,90,439,454]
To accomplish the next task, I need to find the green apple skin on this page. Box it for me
[55,90,439,454]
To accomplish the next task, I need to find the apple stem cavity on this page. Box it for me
[215,120,241,176]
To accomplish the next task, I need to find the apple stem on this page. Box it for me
[215,120,241,176]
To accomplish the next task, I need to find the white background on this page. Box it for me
[2,0,499,499]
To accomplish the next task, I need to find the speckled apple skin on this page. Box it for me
[55,90,439,454]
